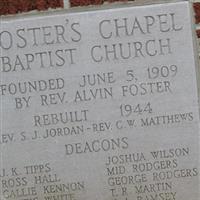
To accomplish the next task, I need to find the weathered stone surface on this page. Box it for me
[0,1,199,200]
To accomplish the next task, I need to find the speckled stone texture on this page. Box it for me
[0,0,63,15]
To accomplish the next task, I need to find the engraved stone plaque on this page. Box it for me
[0,1,200,200]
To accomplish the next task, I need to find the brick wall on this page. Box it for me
[0,0,63,15]
[0,0,199,38]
